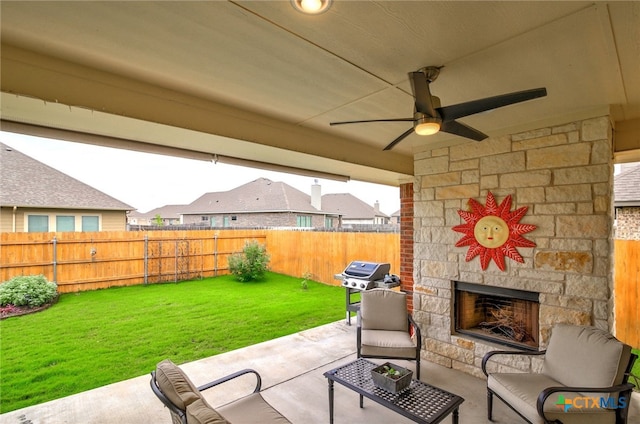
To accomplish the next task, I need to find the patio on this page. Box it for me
[1,320,638,424]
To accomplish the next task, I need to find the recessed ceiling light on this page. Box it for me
[291,0,332,15]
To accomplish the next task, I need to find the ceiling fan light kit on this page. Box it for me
[414,115,441,136]
[330,66,547,151]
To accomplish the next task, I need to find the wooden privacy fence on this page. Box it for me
[0,230,400,293]
[267,230,400,285]
[2,230,636,347]
[614,239,640,349]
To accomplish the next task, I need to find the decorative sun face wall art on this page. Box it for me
[452,192,537,271]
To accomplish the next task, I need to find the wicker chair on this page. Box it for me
[150,359,291,424]
[357,288,422,379]
[482,324,637,424]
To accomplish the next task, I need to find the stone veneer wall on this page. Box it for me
[615,207,640,240]
[412,116,614,377]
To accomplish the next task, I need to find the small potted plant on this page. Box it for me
[371,362,413,393]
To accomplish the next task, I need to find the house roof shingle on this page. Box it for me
[183,178,336,215]
[0,142,133,210]
[614,164,640,207]
[128,204,186,219]
[321,193,389,220]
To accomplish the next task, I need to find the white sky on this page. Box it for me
[1,131,401,215]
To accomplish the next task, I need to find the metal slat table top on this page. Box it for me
[324,358,464,424]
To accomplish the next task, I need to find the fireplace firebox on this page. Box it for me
[454,281,539,350]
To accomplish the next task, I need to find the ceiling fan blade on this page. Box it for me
[383,127,415,151]
[330,118,413,126]
[441,120,488,141]
[410,71,437,117]
[438,87,547,121]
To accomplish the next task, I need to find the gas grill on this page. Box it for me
[341,261,391,290]
[337,260,400,325]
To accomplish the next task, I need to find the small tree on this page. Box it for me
[153,214,164,226]
[228,241,270,282]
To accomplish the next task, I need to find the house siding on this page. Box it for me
[0,207,127,232]
[182,212,335,228]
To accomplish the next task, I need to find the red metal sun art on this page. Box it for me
[453,192,537,271]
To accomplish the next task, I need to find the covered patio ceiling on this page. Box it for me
[1,1,639,186]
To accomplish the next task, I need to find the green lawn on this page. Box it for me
[0,272,345,413]
[632,348,640,390]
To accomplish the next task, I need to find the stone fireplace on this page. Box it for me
[409,115,614,377]
[454,281,539,350]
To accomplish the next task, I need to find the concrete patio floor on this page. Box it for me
[1,320,638,424]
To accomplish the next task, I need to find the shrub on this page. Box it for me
[228,241,270,282]
[0,275,58,307]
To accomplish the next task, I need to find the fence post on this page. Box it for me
[214,233,218,276]
[52,236,57,283]
[200,238,204,280]
[144,234,148,285]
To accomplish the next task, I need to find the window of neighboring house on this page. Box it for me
[209,217,216,227]
[201,216,209,221]
[325,217,333,228]
[27,215,49,232]
[81,216,100,232]
[297,215,312,227]
[223,216,230,227]
[56,215,75,232]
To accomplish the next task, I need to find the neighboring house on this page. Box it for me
[390,210,401,226]
[128,204,185,226]
[0,142,133,232]
[181,178,340,228]
[614,163,640,240]
[321,193,391,227]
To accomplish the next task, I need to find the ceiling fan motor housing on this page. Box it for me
[419,66,442,83]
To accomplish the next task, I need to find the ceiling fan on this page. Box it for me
[330,66,547,151]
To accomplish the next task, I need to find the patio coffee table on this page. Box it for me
[323,358,464,424]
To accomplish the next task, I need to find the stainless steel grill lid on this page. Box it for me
[342,261,390,280]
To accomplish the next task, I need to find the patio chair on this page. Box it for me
[357,288,422,379]
[150,359,292,424]
[482,324,637,424]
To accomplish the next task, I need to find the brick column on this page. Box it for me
[399,182,414,312]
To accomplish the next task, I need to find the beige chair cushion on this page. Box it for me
[218,393,292,424]
[155,359,202,410]
[542,324,631,390]
[360,288,408,332]
[360,329,416,358]
[186,398,230,424]
[488,373,616,424]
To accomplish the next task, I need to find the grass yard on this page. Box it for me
[0,272,345,413]
[633,348,640,390]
